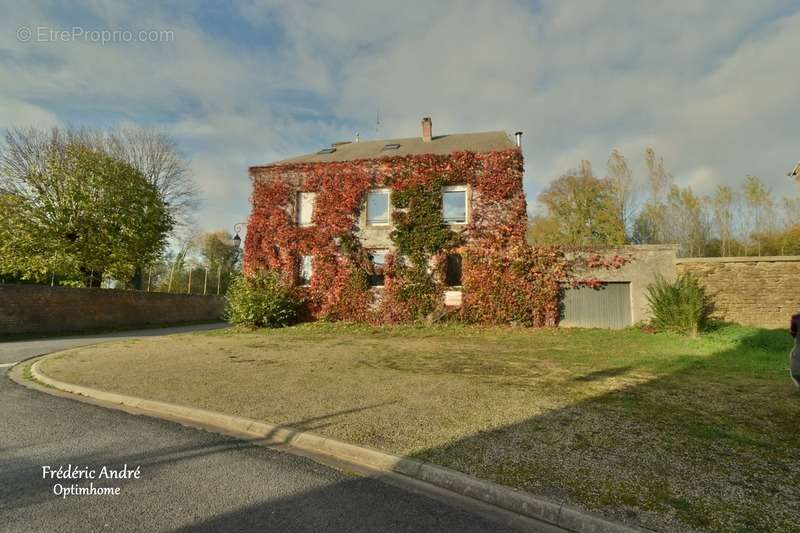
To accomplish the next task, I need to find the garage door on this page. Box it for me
[560,282,632,329]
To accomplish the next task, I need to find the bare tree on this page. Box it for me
[0,128,66,197]
[104,129,199,228]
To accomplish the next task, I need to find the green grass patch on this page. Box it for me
[39,322,800,532]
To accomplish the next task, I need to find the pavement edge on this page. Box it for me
[17,355,648,533]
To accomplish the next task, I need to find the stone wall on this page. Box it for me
[0,285,226,336]
[676,256,800,329]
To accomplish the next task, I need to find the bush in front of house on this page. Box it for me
[225,271,299,328]
[646,273,710,337]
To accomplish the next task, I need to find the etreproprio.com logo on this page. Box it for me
[17,25,174,45]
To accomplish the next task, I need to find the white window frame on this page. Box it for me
[368,248,389,288]
[299,255,313,286]
[442,185,469,225]
[296,192,316,227]
[366,188,391,226]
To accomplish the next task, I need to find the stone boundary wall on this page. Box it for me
[0,285,226,336]
[676,256,800,329]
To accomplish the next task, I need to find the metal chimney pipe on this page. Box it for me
[514,131,523,148]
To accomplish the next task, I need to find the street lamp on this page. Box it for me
[232,222,247,248]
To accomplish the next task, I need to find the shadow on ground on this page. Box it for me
[1,420,510,533]
[406,327,799,532]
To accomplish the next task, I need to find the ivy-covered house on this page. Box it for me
[244,117,566,325]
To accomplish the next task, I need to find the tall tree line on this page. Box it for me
[530,148,800,257]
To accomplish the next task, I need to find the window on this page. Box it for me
[442,185,468,224]
[366,189,390,226]
[445,253,462,287]
[297,192,316,226]
[368,249,388,287]
[299,255,313,286]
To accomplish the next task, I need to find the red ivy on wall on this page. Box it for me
[244,149,626,326]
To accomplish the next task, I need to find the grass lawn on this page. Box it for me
[41,323,799,532]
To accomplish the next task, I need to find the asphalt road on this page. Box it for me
[0,327,521,533]
[0,323,229,365]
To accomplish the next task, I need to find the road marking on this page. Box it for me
[0,362,17,368]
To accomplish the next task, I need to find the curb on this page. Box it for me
[27,356,646,533]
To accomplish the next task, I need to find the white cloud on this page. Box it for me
[1,0,798,232]
[0,98,60,129]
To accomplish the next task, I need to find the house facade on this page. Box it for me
[244,117,542,324]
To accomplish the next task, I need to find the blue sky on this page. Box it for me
[2,1,799,236]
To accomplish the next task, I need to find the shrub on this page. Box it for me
[646,273,710,337]
[225,271,299,328]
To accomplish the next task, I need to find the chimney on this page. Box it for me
[421,117,432,142]
[514,131,523,148]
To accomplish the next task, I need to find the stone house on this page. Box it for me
[243,117,689,328]
[244,117,527,321]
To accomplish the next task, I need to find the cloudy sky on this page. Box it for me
[2,1,799,233]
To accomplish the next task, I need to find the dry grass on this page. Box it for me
[42,323,800,532]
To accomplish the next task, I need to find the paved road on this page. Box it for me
[0,323,228,366]
[0,327,521,532]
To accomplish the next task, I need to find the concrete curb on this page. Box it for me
[28,356,646,533]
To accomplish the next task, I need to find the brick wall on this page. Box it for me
[676,256,800,329]
[0,285,226,336]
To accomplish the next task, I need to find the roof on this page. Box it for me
[256,131,517,167]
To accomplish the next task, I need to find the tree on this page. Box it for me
[757,224,800,256]
[644,147,671,202]
[632,148,673,246]
[606,149,635,233]
[742,175,775,256]
[633,184,710,257]
[1,126,198,228]
[530,160,627,246]
[101,128,199,228]
[0,143,173,285]
[198,230,240,294]
[665,185,710,257]
[711,185,735,257]
[631,201,664,245]
[1,126,198,288]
